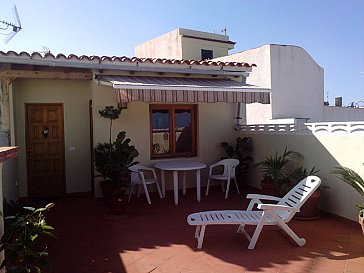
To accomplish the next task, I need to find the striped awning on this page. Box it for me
[99,76,270,104]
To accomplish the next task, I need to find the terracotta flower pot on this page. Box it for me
[260,181,281,197]
[295,191,321,220]
[359,214,364,235]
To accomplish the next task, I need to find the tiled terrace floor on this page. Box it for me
[44,187,364,273]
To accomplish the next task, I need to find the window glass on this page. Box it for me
[175,109,192,154]
[201,49,213,60]
[151,110,170,156]
[150,105,197,158]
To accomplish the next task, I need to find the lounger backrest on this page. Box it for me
[277,176,321,221]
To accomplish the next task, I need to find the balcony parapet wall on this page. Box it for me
[237,122,364,135]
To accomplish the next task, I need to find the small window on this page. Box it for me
[150,104,197,159]
[201,49,213,60]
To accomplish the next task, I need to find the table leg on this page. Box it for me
[196,169,201,202]
[183,171,187,195]
[161,170,166,197]
[173,170,179,205]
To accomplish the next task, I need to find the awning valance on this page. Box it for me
[99,76,270,104]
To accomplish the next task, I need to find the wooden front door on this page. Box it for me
[26,103,65,198]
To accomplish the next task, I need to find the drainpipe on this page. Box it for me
[235,103,244,130]
[235,75,248,130]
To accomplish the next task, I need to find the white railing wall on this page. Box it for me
[237,121,364,221]
[237,121,364,135]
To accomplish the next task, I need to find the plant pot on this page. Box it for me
[359,214,364,235]
[295,190,321,220]
[109,195,128,215]
[99,180,115,207]
[260,181,281,197]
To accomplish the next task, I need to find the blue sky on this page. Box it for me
[0,0,363,105]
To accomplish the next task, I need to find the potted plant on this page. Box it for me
[94,106,139,213]
[0,203,55,273]
[221,136,254,177]
[331,166,364,235]
[288,166,327,220]
[256,147,302,196]
[95,131,139,213]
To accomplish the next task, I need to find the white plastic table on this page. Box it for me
[154,160,207,205]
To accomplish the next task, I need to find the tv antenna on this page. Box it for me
[0,5,22,44]
[214,27,227,35]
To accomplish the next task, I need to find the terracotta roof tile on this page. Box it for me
[0,51,256,68]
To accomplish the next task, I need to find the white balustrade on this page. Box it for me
[237,121,364,135]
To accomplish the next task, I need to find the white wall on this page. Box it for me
[243,132,364,221]
[215,44,328,124]
[135,29,182,59]
[269,45,324,121]
[323,106,364,121]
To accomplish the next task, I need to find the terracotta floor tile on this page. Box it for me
[34,187,364,273]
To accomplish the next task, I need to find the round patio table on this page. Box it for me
[154,160,207,205]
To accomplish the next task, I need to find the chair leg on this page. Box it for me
[156,181,163,198]
[205,178,211,196]
[234,177,240,194]
[137,185,141,198]
[142,183,151,205]
[128,184,134,202]
[248,213,268,249]
[276,219,306,247]
[237,224,252,242]
[225,179,231,199]
[221,182,226,192]
[197,225,206,249]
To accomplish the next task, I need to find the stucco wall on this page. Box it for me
[214,45,273,124]
[215,45,327,123]
[269,45,324,121]
[12,79,92,196]
[244,132,364,221]
[135,29,182,59]
[92,83,238,197]
[181,37,230,60]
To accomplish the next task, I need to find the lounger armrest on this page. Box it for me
[246,194,282,202]
[257,204,300,212]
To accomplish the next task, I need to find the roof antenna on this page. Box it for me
[214,27,227,35]
[0,5,22,44]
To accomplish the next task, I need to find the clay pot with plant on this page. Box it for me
[256,147,302,196]
[220,136,254,187]
[94,106,139,214]
[288,166,328,220]
[331,166,364,235]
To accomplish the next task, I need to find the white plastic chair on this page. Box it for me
[205,158,240,199]
[188,176,321,249]
[128,164,162,205]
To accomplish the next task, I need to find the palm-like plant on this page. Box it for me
[331,166,364,216]
[257,147,302,189]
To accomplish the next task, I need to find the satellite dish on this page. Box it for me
[0,5,22,44]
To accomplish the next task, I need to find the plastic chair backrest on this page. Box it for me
[129,164,144,184]
[219,158,239,177]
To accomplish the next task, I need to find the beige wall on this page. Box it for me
[181,37,231,60]
[243,132,364,221]
[12,79,92,196]
[92,83,238,197]
[135,28,234,60]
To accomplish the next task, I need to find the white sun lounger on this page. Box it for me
[187,176,321,249]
